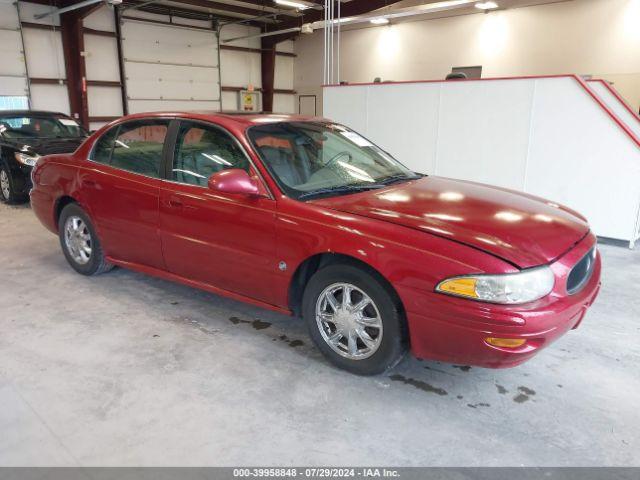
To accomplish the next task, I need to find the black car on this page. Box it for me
[0,110,89,204]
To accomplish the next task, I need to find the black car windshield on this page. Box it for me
[0,115,87,139]
[247,122,420,200]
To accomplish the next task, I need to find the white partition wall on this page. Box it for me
[324,75,640,247]
[588,80,640,141]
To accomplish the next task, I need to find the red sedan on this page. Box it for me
[30,112,601,375]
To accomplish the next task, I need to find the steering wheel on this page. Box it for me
[325,151,352,168]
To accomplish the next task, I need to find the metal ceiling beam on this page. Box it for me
[33,0,104,19]
[164,0,296,17]
[207,0,307,15]
[121,0,264,24]
[238,0,322,11]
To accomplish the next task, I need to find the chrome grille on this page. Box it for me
[566,247,596,295]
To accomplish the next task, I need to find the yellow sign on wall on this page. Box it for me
[240,90,260,112]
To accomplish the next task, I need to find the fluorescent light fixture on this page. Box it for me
[330,16,356,25]
[370,18,390,25]
[275,0,312,9]
[475,1,498,9]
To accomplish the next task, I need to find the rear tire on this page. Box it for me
[58,203,113,276]
[302,264,407,375]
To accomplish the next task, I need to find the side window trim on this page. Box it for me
[162,119,181,181]
[164,118,273,199]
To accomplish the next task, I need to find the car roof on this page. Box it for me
[117,111,327,127]
[0,110,70,117]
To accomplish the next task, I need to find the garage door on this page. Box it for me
[121,18,221,114]
[18,1,70,115]
[0,1,29,105]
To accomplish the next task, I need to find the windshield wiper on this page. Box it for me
[298,184,384,200]
[378,173,423,186]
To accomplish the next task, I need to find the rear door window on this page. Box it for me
[110,120,169,178]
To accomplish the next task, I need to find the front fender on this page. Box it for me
[272,197,516,311]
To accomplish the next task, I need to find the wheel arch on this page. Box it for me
[288,252,406,321]
[54,195,79,228]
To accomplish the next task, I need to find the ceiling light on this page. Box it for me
[275,0,311,10]
[475,1,498,9]
[330,17,355,25]
[370,18,390,25]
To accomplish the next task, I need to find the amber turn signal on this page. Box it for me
[437,277,478,298]
[485,337,527,348]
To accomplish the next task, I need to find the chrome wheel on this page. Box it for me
[0,170,10,200]
[315,282,383,360]
[64,216,92,265]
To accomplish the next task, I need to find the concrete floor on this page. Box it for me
[0,202,638,467]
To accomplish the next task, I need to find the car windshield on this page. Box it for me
[0,115,87,139]
[247,122,420,200]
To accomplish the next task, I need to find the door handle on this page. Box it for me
[168,198,183,208]
[82,179,96,188]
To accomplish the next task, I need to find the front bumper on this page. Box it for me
[399,234,601,368]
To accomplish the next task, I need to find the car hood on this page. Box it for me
[311,176,589,269]
[11,136,86,156]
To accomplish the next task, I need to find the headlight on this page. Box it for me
[436,266,555,305]
[15,152,40,167]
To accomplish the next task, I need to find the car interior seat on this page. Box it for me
[258,145,304,187]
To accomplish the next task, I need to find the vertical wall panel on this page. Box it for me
[274,56,294,91]
[435,79,534,189]
[87,86,123,116]
[366,83,440,175]
[18,2,68,113]
[30,84,70,114]
[84,35,120,82]
[220,50,261,89]
[22,28,66,79]
[0,1,28,98]
[84,6,122,122]
[83,5,116,31]
[273,94,294,114]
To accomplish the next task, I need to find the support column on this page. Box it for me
[59,2,103,128]
[261,38,276,113]
[60,11,88,127]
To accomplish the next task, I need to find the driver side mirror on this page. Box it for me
[208,169,262,196]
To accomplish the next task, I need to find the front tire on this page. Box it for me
[302,264,408,375]
[0,164,26,204]
[58,203,113,276]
